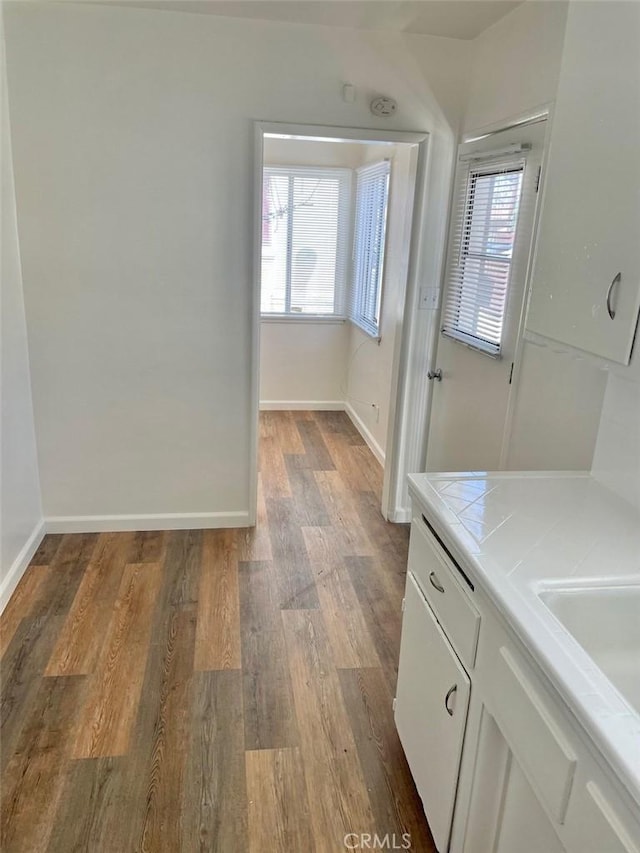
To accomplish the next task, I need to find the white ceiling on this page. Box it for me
[83,0,523,41]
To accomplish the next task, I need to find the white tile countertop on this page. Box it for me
[407,470,640,809]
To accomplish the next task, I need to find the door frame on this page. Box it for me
[250,120,434,524]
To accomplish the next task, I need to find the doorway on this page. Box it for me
[250,123,430,525]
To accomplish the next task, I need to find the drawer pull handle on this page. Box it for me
[606,272,621,319]
[445,684,457,716]
[429,572,445,593]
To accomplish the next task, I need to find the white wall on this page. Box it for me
[460,0,608,473]
[262,137,365,170]
[345,143,417,463]
[592,370,640,511]
[0,7,44,606]
[507,342,608,471]
[260,321,349,408]
[463,0,569,134]
[4,1,470,527]
[592,333,640,511]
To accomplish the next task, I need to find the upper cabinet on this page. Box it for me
[526,1,640,365]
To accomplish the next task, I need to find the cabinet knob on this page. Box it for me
[606,272,621,319]
[445,684,457,716]
[427,368,443,381]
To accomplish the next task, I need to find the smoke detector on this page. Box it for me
[370,96,397,117]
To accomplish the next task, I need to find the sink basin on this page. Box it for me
[539,582,640,715]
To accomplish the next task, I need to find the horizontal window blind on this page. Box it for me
[261,166,352,317]
[349,160,390,338]
[441,154,526,356]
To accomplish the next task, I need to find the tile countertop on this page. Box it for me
[407,470,640,809]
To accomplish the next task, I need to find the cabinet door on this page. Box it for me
[526,2,640,365]
[564,780,640,853]
[495,753,566,853]
[395,572,471,853]
[463,709,565,853]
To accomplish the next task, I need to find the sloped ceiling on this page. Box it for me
[75,0,523,40]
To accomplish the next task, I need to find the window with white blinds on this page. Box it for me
[349,160,391,338]
[261,166,352,317]
[441,154,526,356]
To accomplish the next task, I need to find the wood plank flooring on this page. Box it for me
[0,410,435,852]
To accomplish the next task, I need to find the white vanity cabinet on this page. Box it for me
[395,514,478,852]
[526,1,640,365]
[396,494,640,853]
[395,572,471,853]
[462,615,640,853]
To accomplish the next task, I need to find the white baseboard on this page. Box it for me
[45,511,251,534]
[388,506,411,523]
[0,519,46,615]
[345,402,385,467]
[260,400,345,411]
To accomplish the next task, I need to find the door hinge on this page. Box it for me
[508,362,514,385]
[401,596,406,612]
[392,697,397,711]
[535,165,542,193]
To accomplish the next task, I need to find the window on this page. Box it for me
[349,160,391,338]
[261,166,352,317]
[441,154,525,356]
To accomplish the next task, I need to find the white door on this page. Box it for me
[425,122,546,473]
[395,572,471,853]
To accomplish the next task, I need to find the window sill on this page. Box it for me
[348,317,381,342]
[441,329,502,359]
[261,315,346,325]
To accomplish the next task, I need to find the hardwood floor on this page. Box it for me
[0,410,435,852]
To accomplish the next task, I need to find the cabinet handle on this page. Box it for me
[429,571,445,593]
[606,272,621,319]
[445,684,457,716]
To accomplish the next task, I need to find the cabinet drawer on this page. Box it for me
[479,625,577,825]
[408,514,480,667]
